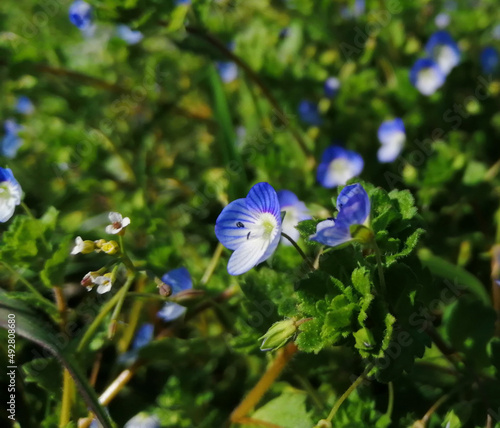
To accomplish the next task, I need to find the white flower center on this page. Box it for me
[0,183,12,201]
[417,68,441,95]
[328,158,353,185]
[253,212,279,241]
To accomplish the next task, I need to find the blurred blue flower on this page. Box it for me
[340,0,365,18]
[1,120,23,159]
[0,167,22,223]
[277,190,311,245]
[116,25,143,45]
[310,183,370,247]
[131,323,154,350]
[434,13,450,29]
[324,77,340,98]
[480,46,500,74]
[157,267,192,322]
[176,0,191,5]
[124,413,160,428]
[215,182,282,275]
[425,31,460,75]
[409,58,446,96]
[377,118,406,163]
[69,0,93,31]
[279,28,290,39]
[216,61,238,83]
[15,96,34,115]
[298,100,322,126]
[317,145,364,188]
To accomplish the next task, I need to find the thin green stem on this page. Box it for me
[281,232,316,271]
[59,369,72,428]
[108,268,134,339]
[1,261,47,301]
[372,241,386,295]
[385,382,394,420]
[77,275,135,352]
[325,368,369,423]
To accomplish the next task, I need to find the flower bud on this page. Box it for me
[259,319,297,351]
[101,240,119,255]
[94,239,107,251]
[70,236,96,255]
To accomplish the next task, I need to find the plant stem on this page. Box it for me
[281,232,316,271]
[201,242,224,285]
[77,276,135,353]
[325,368,368,423]
[372,241,386,295]
[59,369,72,428]
[386,382,394,420]
[1,261,46,301]
[230,343,298,423]
[108,274,136,339]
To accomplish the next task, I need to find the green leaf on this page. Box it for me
[0,291,114,428]
[386,228,425,266]
[388,189,418,220]
[296,219,322,245]
[247,392,314,428]
[22,357,62,396]
[40,236,72,288]
[351,267,371,296]
[418,248,490,305]
[296,318,324,353]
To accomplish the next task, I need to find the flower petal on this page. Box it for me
[227,237,269,275]
[310,219,351,247]
[215,198,259,250]
[157,302,187,322]
[246,182,281,218]
[161,267,192,295]
[336,183,371,226]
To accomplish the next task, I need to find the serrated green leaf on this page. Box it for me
[351,267,371,296]
[388,189,418,220]
[296,318,324,353]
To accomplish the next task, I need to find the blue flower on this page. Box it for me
[434,13,450,29]
[493,24,500,41]
[215,182,282,275]
[425,31,460,75]
[176,0,191,4]
[409,58,446,96]
[1,120,23,159]
[317,145,364,189]
[480,47,500,75]
[377,118,406,163]
[310,183,370,247]
[69,0,93,31]
[298,100,322,126]
[0,167,22,223]
[131,323,154,350]
[216,61,238,83]
[116,25,143,45]
[277,190,311,245]
[15,96,34,115]
[157,267,192,322]
[324,77,340,98]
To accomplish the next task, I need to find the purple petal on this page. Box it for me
[157,302,187,322]
[161,267,192,295]
[245,182,281,218]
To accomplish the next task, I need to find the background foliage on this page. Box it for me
[2,0,500,427]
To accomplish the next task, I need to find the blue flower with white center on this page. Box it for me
[69,0,93,31]
[277,190,311,245]
[324,77,340,98]
[377,118,406,163]
[310,183,370,248]
[216,61,238,83]
[480,47,500,75]
[425,30,460,75]
[157,267,192,322]
[409,58,446,96]
[1,120,23,159]
[317,145,364,189]
[0,167,22,223]
[435,13,450,29]
[15,96,34,115]
[298,100,323,126]
[215,182,282,275]
[116,25,143,45]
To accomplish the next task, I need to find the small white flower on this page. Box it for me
[94,274,113,294]
[70,236,95,255]
[81,271,100,291]
[105,212,131,235]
